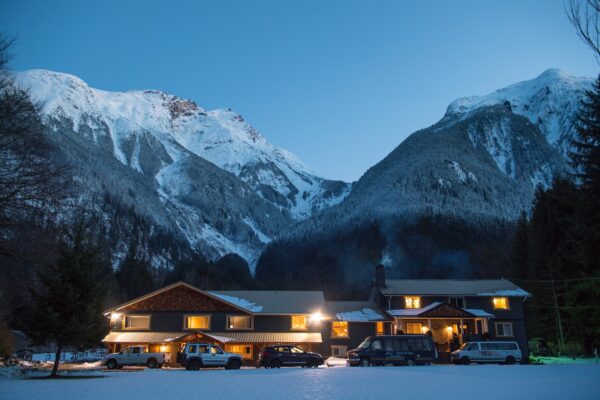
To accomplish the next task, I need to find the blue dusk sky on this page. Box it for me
[0,0,597,181]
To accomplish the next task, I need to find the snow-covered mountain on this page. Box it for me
[15,69,349,269]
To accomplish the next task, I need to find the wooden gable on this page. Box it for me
[120,284,246,313]
[420,303,474,318]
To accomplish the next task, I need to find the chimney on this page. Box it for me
[375,264,386,288]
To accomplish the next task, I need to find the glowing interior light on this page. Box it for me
[446,326,453,332]
[110,312,122,322]
[309,312,323,323]
[159,345,169,353]
[421,326,429,333]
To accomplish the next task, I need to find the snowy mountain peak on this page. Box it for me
[16,69,349,220]
[445,69,593,155]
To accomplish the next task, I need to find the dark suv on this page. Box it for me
[347,335,437,366]
[258,345,324,368]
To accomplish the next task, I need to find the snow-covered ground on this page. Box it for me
[1,365,599,400]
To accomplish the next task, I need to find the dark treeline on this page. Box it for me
[510,73,600,356]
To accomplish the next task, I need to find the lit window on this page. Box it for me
[226,344,253,359]
[405,296,421,309]
[406,322,422,334]
[493,297,509,309]
[291,315,308,330]
[227,315,253,330]
[376,321,384,336]
[332,321,349,338]
[184,315,210,329]
[331,345,347,357]
[123,315,150,329]
[495,322,514,337]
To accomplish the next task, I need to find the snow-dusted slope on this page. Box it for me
[16,69,349,220]
[447,69,593,156]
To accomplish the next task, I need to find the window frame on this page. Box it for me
[404,296,421,309]
[122,314,151,330]
[448,296,466,308]
[494,322,514,338]
[226,314,254,330]
[331,345,348,357]
[290,315,308,331]
[492,297,510,310]
[183,314,211,330]
[331,321,349,338]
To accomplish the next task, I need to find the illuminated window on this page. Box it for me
[493,297,509,309]
[227,315,253,330]
[495,322,514,337]
[376,321,384,336]
[123,315,150,330]
[226,344,253,359]
[184,315,210,330]
[332,321,349,338]
[291,315,308,330]
[406,322,422,334]
[405,296,421,309]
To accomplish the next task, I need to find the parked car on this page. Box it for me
[528,338,554,357]
[178,343,242,370]
[346,335,437,367]
[451,341,522,365]
[257,345,324,368]
[102,346,164,369]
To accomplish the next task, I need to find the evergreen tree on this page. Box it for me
[115,244,156,301]
[22,221,110,377]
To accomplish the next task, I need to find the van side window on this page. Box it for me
[498,342,517,350]
[467,343,479,351]
[408,339,424,351]
[372,340,382,351]
[421,338,433,351]
[384,339,394,353]
[481,343,499,350]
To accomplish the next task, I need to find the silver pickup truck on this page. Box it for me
[102,346,165,369]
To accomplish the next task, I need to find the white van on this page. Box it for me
[451,341,522,365]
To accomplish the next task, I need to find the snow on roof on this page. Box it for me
[387,302,442,317]
[335,308,386,322]
[463,309,495,318]
[476,289,531,297]
[208,293,264,313]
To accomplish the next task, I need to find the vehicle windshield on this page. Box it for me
[458,342,470,350]
[358,339,372,349]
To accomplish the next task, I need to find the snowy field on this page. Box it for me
[1,364,599,400]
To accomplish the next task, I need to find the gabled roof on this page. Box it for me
[387,302,494,319]
[104,282,256,315]
[325,301,390,322]
[209,290,326,314]
[379,279,531,297]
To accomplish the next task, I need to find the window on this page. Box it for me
[466,343,479,351]
[449,297,465,308]
[291,346,304,353]
[493,297,509,309]
[331,321,349,338]
[226,344,253,359]
[331,345,347,357]
[384,339,394,353]
[291,315,308,330]
[405,322,422,334]
[404,296,421,309]
[184,315,210,330]
[188,345,197,354]
[495,322,514,337]
[227,315,253,330]
[210,346,224,355]
[497,342,518,350]
[376,321,384,336]
[481,342,497,351]
[123,315,150,330]
[372,340,383,351]
[393,339,408,352]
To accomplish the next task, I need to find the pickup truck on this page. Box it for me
[178,343,243,370]
[102,346,165,369]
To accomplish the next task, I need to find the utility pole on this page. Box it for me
[550,269,565,353]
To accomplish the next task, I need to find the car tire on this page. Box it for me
[406,359,415,367]
[309,359,320,368]
[505,356,516,365]
[460,356,470,365]
[106,359,118,370]
[190,360,202,371]
[147,358,158,369]
[269,359,282,369]
[227,359,242,370]
[360,358,370,367]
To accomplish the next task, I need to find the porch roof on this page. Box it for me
[102,331,323,344]
[102,331,190,343]
[387,302,493,318]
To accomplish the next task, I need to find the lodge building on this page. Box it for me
[102,265,531,364]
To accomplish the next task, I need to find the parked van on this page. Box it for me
[451,341,522,365]
[347,335,437,367]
